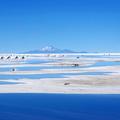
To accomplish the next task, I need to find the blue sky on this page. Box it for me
[0,0,120,53]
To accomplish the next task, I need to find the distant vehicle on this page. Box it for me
[7,56,11,59]
[22,56,25,59]
[73,64,79,67]
[11,68,16,72]
[15,56,19,59]
[0,56,4,60]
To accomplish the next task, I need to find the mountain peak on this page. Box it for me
[40,45,59,52]
[25,45,76,54]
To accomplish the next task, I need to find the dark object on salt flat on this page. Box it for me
[22,56,25,59]
[15,56,19,59]
[11,68,16,72]
[7,56,11,59]
[0,56,4,60]
[76,56,79,59]
[64,83,70,85]
[73,64,79,67]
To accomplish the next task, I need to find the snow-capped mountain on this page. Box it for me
[25,46,75,54]
[40,46,60,52]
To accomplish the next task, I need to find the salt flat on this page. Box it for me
[0,53,120,93]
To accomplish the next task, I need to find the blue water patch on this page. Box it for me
[0,67,10,72]
[0,72,112,80]
[69,72,112,76]
[78,55,105,58]
[91,61,120,67]
[0,66,53,72]
[0,74,65,80]
[0,94,120,120]
[25,59,57,64]
[0,65,89,72]
[17,65,91,71]
[17,66,83,71]
[86,72,112,75]
[16,67,41,71]
[0,81,20,85]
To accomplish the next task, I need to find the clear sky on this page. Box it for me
[0,0,120,53]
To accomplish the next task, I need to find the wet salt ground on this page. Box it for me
[0,59,120,71]
[0,65,83,72]
[0,58,120,84]
[0,72,113,81]
[0,61,120,72]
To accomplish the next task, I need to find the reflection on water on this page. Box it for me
[70,72,112,76]
[92,61,120,67]
[25,59,57,64]
[0,72,112,80]
[0,65,89,72]
[0,74,65,80]
[0,59,119,80]
[0,81,21,85]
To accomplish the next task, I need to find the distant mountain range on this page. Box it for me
[24,45,88,54]
[24,46,79,54]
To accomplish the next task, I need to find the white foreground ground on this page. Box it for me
[0,53,120,94]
